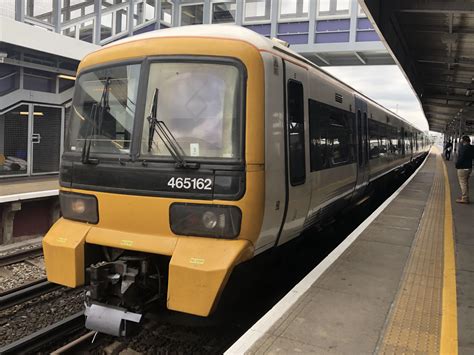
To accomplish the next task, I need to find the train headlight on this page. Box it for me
[71,199,86,214]
[60,192,99,224]
[202,211,218,229]
[170,203,241,239]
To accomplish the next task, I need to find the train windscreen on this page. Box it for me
[140,61,242,160]
[66,64,141,155]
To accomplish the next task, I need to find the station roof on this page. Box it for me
[360,0,474,133]
[0,16,98,62]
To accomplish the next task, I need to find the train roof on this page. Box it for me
[103,25,425,133]
[104,24,285,52]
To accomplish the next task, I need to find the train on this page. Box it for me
[43,25,430,336]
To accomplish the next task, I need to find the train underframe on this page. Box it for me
[84,247,169,336]
[48,153,428,337]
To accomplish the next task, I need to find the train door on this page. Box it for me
[354,96,369,194]
[276,61,311,246]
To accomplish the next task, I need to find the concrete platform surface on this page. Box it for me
[227,150,471,354]
[0,176,59,203]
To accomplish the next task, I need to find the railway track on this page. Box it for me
[0,278,61,311]
[0,312,86,354]
[0,245,43,267]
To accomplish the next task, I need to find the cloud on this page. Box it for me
[323,65,429,131]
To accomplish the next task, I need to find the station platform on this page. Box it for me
[227,149,473,354]
[0,176,59,203]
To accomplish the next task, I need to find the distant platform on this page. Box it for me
[0,176,59,203]
[227,149,473,354]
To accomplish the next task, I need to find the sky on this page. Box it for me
[323,65,430,132]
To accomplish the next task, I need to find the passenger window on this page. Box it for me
[369,119,380,159]
[309,99,354,172]
[287,80,305,185]
[363,112,369,162]
[357,110,363,166]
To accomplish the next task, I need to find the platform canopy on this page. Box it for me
[360,0,474,134]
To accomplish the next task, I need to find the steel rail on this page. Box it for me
[0,312,85,354]
[0,279,62,310]
[0,245,43,267]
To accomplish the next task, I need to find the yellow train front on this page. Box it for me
[43,26,266,336]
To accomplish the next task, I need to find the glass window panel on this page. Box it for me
[134,2,145,26]
[0,105,29,176]
[287,80,306,185]
[134,0,155,26]
[244,0,271,22]
[85,4,94,15]
[0,65,20,96]
[0,0,15,19]
[101,13,113,39]
[62,25,77,38]
[281,0,297,15]
[180,4,203,26]
[141,62,242,159]
[318,0,350,17]
[102,0,124,9]
[26,0,54,23]
[160,0,173,24]
[144,0,155,21]
[67,64,141,155]
[212,2,236,24]
[280,0,308,19]
[318,0,330,12]
[79,19,94,43]
[309,99,354,171]
[116,8,128,33]
[24,69,56,93]
[336,0,350,11]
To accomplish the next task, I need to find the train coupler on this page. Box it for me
[83,255,161,336]
[85,302,142,336]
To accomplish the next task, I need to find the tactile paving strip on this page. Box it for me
[377,155,445,354]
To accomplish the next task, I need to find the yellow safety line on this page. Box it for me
[440,158,458,355]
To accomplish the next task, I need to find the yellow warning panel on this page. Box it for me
[167,237,253,316]
[378,153,448,354]
[440,157,458,355]
[42,218,91,287]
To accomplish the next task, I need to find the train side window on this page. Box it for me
[309,99,328,172]
[309,99,353,172]
[327,112,352,165]
[287,80,306,185]
[363,112,369,162]
[368,119,380,159]
[357,110,362,166]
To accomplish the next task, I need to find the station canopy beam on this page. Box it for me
[360,0,474,134]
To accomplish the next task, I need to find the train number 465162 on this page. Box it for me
[167,177,212,190]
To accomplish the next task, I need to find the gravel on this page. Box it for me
[0,257,46,292]
[0,242,42,258]
[0,288,85,347]
[91,317,235,355]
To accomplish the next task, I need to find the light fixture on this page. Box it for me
[58,74,76,81]
[19,111,44,116]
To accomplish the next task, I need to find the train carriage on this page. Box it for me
[43,25,429,336]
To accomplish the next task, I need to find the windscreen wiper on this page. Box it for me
[81,103,99,164]
[147,88,199,169]
[82,77,111,165]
